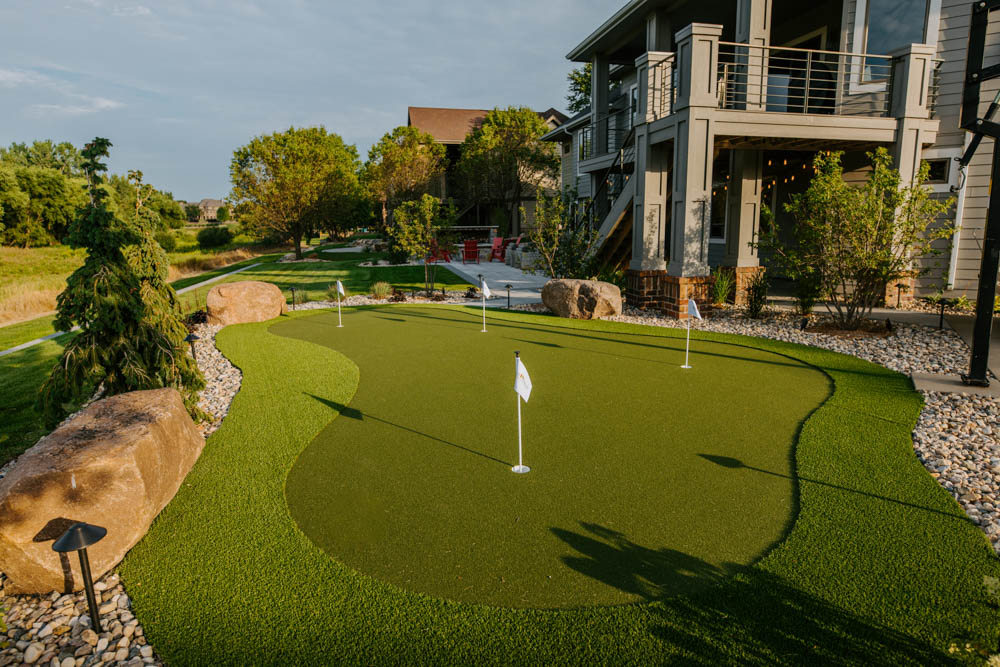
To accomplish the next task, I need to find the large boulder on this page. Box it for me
[0,388,204,594]
[542,279,623,319]
[206,280,287,325]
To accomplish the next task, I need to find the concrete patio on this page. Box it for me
[439,258,548,306]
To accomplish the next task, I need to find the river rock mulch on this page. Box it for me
[0,573,160,666]
[605,305,1000,553]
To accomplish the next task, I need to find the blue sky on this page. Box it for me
[0,0,609,201]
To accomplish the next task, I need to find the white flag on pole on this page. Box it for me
[336,280,346,296]
[514,358,532,402]
[688,298,702,320]
[481,279,492,299]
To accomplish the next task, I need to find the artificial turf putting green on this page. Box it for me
[275,306,830,608]
[119,306,1000,665]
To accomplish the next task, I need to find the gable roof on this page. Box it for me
[407,107,490,144]
[199,198,224,208]
[407,106,569,144]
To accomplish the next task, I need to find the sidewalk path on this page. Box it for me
[439,259,548,306]
[0,262,263,358]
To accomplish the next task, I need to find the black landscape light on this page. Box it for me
[939,300,946,330]
[290,287,297,311]
[53,522,107,632]
[886,318,894,333]
[799,317,808,332]
[184,333,200,363]
[505,284,512,309]
[895,282,907,309]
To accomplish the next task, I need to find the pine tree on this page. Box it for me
[38,138,205,427]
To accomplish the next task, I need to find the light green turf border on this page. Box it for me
[119,306,1000,665]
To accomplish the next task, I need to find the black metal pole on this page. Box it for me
[939,301,946,330]
[963,139,1000,386]
[78,548,102,632]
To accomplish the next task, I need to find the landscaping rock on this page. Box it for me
[542,279,622,320]
[0,389,205,594]
[205,280,287,326]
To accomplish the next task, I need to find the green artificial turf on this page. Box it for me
[279,306,830,608]
[118,307,1000,665]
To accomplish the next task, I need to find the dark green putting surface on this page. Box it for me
[274,306,830,608]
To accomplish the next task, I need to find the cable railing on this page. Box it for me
[716,42,894,117]
[928,58,944,118]
[579,107,636,162]
[578,127,636,230]
[647,54,677,122]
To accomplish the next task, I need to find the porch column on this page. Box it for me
[888,43,936,306]
[667,22,722,317]
[722,150,764,304]
[646,10,673,52]
[591,54,610,157]
[735,0,771,110]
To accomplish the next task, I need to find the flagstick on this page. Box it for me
[681,317,692,369]
[481,291,487,333]
[337,292,343,328]
[512,351,529,474]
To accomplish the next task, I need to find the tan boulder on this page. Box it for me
[542,279,623,319]
[206,280,287,325]
[0,388,204,594]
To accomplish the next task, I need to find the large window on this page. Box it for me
[860,0,931,80]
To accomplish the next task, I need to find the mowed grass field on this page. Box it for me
[118,306,1000,665]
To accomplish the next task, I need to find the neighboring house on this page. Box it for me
[198,199,224,222]
[407,106,568,235]
[544,0,984,317]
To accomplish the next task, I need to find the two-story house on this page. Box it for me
[545,0,989,317]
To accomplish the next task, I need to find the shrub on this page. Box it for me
[794,270,823,315]
[710,267,734,306]
[216,206,230,222]
[389,288,407,302]
[386,244,410,265]
[326,283,349,300]
[370,281,392,300]
[955,295,973,311]
[197,225,232,249]
[742,270,769,319]
[154,231,176,252]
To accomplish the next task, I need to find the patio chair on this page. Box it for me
[427,240,451,263]
[488,237,506,262]
[462,239,480,264]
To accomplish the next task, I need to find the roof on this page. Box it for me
[408,106,569,144]
[199,198,224,208]
[541,107,590,142]
[407,107,490,144]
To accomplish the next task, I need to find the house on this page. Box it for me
[407,106,568,235]
[544,0,981,317]
[198,199,224,222]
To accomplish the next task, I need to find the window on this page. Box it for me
[925,158,949,184]
[860,0,930,80]
[710,154,730,241]
[629,84,638,128]
[578,127,592,162]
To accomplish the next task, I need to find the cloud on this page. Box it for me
[0,67,124,115]
[112,5,152,17]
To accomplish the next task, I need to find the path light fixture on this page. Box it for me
[939,300,946,330]
[505,284,512,309]
[895,283,907,309]
[52,522,107,632]
[184,333,200,363]
[290,287,296,311]
[799,317,808,332]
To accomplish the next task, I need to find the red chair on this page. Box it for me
[488,237,505,262]
[462,239,480,264]
[426,240,451,263]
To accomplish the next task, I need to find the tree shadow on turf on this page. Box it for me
[305,393,513,467]
[551,523,949,663]
[699,454,970,523]
[551,522,734,600]
[652,568,950,665]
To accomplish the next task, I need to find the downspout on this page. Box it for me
[947,133,971,290]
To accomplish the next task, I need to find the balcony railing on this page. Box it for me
[716,42,894,117]
[579,107,635,162]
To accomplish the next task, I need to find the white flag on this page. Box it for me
[688,298,702,320]
[514,358,532,402]
[481,279,492,299]
[336,280,345,296]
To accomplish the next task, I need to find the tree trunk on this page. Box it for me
[293,229,303,260]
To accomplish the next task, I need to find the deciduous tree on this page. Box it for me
[566,64,592,114]
[230,126,362,259]
[38,138,204,427]
[390,194,456,294]
[458,107,559,234]
[360,126,445,229]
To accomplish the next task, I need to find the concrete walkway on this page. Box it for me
[439,259,548,306]
[0,261,263,358]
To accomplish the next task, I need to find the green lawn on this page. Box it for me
[174,255,472,313]
[119,306,1000,664]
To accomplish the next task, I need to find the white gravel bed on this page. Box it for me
[191,324,240,438]
[292,294,479,310]
[1,573,161,666]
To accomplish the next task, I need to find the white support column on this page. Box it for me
[889,43,937,183]
[668,23,722,278]
[734,0,771,110]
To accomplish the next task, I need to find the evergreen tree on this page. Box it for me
[38,138,205,427]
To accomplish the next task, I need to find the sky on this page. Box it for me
[0,0,611,202]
